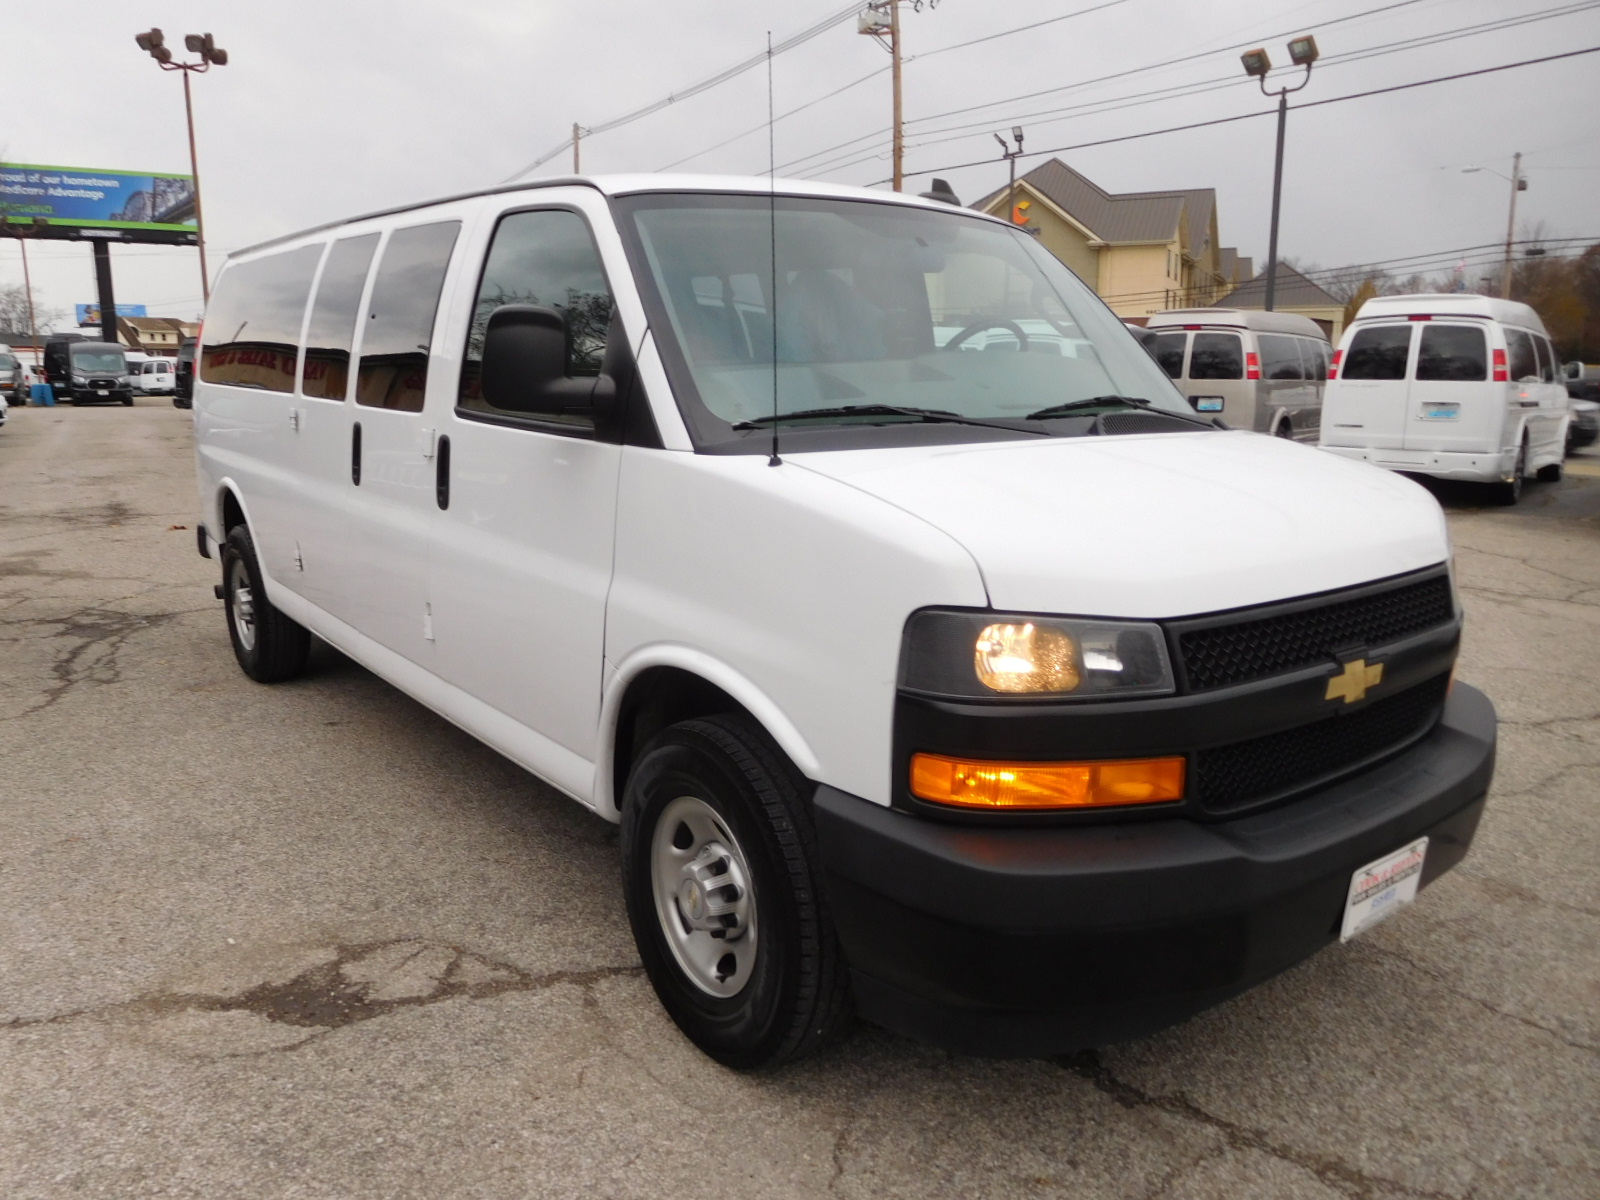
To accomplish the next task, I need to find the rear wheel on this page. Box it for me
[1536,462,1563,483]
[1275,419,1295,439]
[221,524,310,682]
[620,714,850,1070]
[1492,438,1528,506]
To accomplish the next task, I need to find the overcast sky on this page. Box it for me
[4,0,1598,326]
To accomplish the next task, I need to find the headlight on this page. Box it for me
[900,609,1175,700]
[73,374,87,384]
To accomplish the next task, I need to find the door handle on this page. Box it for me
[435,435,451,510]
[352,422,362,486]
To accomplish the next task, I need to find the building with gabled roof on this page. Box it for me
[973,158,1251,318]
[1216,262,1345,341]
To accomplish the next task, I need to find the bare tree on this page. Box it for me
[0,282,64,335]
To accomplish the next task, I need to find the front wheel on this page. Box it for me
[620,715,851,1070]
[221,524,310,682]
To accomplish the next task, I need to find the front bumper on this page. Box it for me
[814,683,1495,1057]
[1319,444,1513,483]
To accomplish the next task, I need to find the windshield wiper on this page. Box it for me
[732,404,1048,435]
[1026,395,1215,427]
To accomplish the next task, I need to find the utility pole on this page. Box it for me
[1501,151,1523,300]
[861,1,935,193]
[18,235,38,341]
[573,123,582,173]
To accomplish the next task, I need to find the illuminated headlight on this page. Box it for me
[900,610,1175,700]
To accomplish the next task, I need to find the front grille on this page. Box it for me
[1194,674,1450,813]
[1178,574,1454,691]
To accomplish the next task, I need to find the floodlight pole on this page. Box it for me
[180,67,212,303]
[1258,67,1311,312]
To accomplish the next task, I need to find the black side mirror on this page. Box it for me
[480,304,615,419]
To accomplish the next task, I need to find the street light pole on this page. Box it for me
[1241,36,1318,312]
[995,127,1023,222]
[135,29,228,304]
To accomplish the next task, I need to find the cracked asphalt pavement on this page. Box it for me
[2,401,1596,1199]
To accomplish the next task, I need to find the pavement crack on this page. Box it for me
[1056,1050,1463,1200]
[3,939,644,1038]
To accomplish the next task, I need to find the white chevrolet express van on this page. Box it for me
[1320,294,1568,504]
[1141,308,1331,440]
[193,176,1495,1068]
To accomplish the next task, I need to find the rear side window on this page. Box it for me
[1298,339,1329,381]
[1533,335,1557,383]
[1149,332,1185,378]
[459,208,613,423]
[201,245,323,391]
[1505,329,1538,382]
[356,221,461,412]
[1189,332,1242,379]
[1416,325,1486,381]
[1342,325,1411,380]
[1258,334,1303,380]
[303,233,379,401]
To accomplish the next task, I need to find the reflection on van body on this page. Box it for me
[190,176,1495,1069]
[1141,308,1331,440]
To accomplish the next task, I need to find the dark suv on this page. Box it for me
[173,337,197,408]
[44,338,133,405]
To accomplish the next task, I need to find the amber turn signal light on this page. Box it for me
[910,753,1185,810]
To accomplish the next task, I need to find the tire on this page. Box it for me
[121,395,134,407]
[1536,462,1562,483]
[1491,439,1528,506]
[220,523,310,682]
[1275,420,1294,439]
[620,714,851,1070]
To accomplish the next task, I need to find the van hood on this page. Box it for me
[790,431,1449,618]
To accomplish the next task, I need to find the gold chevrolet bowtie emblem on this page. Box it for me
[1326,658,1383,704]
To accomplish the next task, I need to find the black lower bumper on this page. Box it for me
[814,683,1496,1057]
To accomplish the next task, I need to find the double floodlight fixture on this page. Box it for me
[1241,34,1318,79]
[136,27,228,68]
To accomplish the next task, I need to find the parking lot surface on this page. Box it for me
[2,401,1596,1199]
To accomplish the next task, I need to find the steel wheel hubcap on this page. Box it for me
[230,559,256,652]
[650,795,757,998]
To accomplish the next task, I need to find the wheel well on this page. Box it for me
[612,667,743,812]
[220,489,245,537]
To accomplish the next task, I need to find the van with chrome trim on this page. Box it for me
[1320,294,1568,504]
[193,175,1496,1067]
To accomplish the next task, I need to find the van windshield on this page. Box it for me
[617,193,1190,450]
[70,348,127,373]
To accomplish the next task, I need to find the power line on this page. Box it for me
[503,1,866,180]
[874,46,1600,185]
[793,2,1600,180]
[911,0,1136,61]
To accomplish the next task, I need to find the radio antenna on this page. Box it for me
[767,29,781,467]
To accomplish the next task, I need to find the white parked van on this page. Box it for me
[193,175,1495,1067]
[1320,294,1568,503]
[135,357,176,394]
[1142,308,1332,440]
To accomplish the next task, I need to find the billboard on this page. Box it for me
[76,303,149,325]
[0,163,197,233]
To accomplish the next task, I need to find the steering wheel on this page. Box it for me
[943,319,1031,352]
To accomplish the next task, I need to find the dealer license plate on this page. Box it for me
[1421,404,1459,420]
[1340,837,1428,942]
[1191,395,1224,412]
[97,389,109,396]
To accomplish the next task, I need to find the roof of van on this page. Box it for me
[1352,293,1548,333]
[228,174,1004,260]
[1143,308,1328,338]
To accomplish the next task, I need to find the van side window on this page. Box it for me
[1148,332,1185,378]
[1189,332,1242,379]
[200,245,323,392]
[303,233,380,401]
[1258,334,1303,380]
[1533,335,1557,383]
[1505,329,1538,383]
[459,208,613,421]
[1298,339,1329,381]
[1416,325,1486,382]
[356,221,462,412]
[1342,326,1411,380]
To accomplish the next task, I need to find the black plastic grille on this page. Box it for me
[1194,674,1450,813]
[1099,411,1208,436]
[1178,574,1454,691]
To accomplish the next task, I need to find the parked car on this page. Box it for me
[0,350,19,409]
[134,357,177,394]
[1320,294,1568,504]
[193,174,1495,1068]
[1567,399,1598,451]
[42,337,133,405]
[1141,308,1331,440]
[1562,361,1599,402]
[173,337,197,408]
[0,387,8,430]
